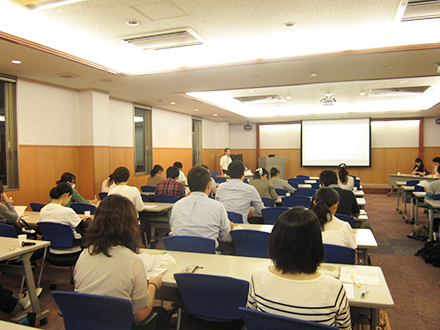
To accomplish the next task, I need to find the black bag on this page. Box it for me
[4,219,38,239]
[415,241,440,267]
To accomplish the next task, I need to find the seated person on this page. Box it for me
[146,165,166,187]
[215,160,264,224]
[411,157,426,176]
[337,163,354,191]
[425,165,440,200]
[201,164,217,196]
[0,282,42,323]
[170,166,233,249]
[101,175,117,193]
[247,207,351,329]
[432,157,440,176]
[74,195,169,330]
[269,167,296,194]
[155,166,185,199]
[249,168,278,200]
[40,182,90,253]
[55,172,98,207]
[173,161,187,186]
[311,187,357,249]
[0,183,19,224]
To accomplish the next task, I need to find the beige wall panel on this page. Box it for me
[35,147,58,203]
[78,146,95,200]
[93,146,110,194]
[13,146,37,205]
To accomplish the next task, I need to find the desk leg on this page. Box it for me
[371,308,380,329]
[402,190,408,220]
[22,253,50,324]
[388,185,394,197]
[408,196,414,224]
[428,207,434,242]
[396,187,401,211]
[414,198,420,225]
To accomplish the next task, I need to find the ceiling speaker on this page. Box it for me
[244,121,253,130]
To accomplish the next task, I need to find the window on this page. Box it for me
[0,75,19,189]
[134,105,152,175]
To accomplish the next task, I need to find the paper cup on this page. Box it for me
[18,234,27,246]
[286,193,290,196]
[84,211,91,216]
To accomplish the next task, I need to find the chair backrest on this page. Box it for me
[141,193,150,202]
[243,178,249,184]
[140,185,156,193]
[275,188,287,196]
[414,185,425,192]
[296,175,310,180]
[434,194,440,200]
[214,176,227,184]
[426,171,431,175]
[406,180,420,186]
[262,207,289,225]
[30,202,45,212]
[354,179,361,189]
[210,171,220,178]
[261,197,275,207]
[227,211,243,223]
[154,194,179,203]
[174,273,249,322]
[98,192,108,201]
[323,244,356,264]
[0,223,18,238]
[162,236,216,254]
[239,307,338,330]
[230,230,270,258]
[334,213,355,228]
[38,222,75,249]
[287,178,305,185]
[282,195,311,208]
[295,188,316,197]
[311,182,320,190]
[71,203,96,215]
[52,291,134,330]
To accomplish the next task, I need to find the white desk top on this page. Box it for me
[402,186,415,191]
[297,184,312,189]
[143,202,174,212]
[356,198,366,206]
[0,321,38,329]
[143,249,393,309]
[425,199,440,208]
[412,191,426,198]
[0,237,50,262]
[353,190,364,197]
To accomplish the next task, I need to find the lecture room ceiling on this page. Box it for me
[1,0,440,123]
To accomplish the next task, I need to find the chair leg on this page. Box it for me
[69,266,74,285]
[19,275,25,293]
[176,308,182,330]
[37,246,48,288]
[46,263,54,288]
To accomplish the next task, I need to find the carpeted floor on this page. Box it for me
[1,193,440,329]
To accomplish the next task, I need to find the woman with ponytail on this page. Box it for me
[337,163,354,191]
[311,187,356,249]
[146,165,165,187]
[249,167,278,200]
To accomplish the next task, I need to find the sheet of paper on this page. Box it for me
[143,204,158,209]
[340,267,380,286]
[147,251,178,266]
[15,206,27,217]
[234,224,244,230]
[343,283,355,299]
[417,180,430,188]
[147,268,168,280]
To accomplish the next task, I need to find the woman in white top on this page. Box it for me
[247,207,351,329]
[311,187,357,249]
[337,163,354,191]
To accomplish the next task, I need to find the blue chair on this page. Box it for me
[162,236,216,254]
[243,178,249,184]
[71,203,96,215]
[311,182,320,190]
[275,188,288,196]
[52,291,134,330]
[296,175,310,180]
[0,222,18,238]
[288,178,304,185]
[98,192,108,200]
[37,222,82,289]
[295,188,316,197]
[262,207,289,225]
[334,213,355,228]
[435,194,440,200]
[214,176,227,184]
[154,194,179,203]
[174,273,248,330]
[354,179,361,189]
[227,211,243,223]
[239,307,338,330]
[230,230,270,258]
[282,195,311,208]
[140,185,156,193]
[323,244,356,264]
[141,193,150,202]
[30,202,45,211]
[406,180,419,186]
[261,197,275,207]
[210,171,220,177]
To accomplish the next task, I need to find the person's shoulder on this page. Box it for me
[319,273,343,288]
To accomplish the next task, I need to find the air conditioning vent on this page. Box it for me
[399,0,440,22]
[234,94,286,104]
[369,86,430,97]
[123,28,204,50]
[56,73,78,79]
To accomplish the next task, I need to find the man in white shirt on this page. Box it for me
[170,166,234,250]
[216,160,265,224]
[219,148,232,175]
[173,161,187,186]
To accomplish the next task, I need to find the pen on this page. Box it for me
[361,287,369,298]
[351,275,361,288]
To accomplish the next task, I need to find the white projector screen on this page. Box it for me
[301,119,371,167]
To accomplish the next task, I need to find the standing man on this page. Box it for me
[220,148,232,175]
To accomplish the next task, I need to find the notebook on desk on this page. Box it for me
[14,206,27,217]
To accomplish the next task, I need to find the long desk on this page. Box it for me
[425,199,440,241]
[144,249,393,328]
[0,237,50,325]
[411,191,426,225]
[389,174,437,196]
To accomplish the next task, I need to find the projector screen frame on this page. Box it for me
[300,118,372,168]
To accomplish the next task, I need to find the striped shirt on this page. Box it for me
[247,267,351,330]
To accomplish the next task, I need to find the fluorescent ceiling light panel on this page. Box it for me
[8,0,84,11]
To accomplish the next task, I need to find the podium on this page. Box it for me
[258,157,285,179]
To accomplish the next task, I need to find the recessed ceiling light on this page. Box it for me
[310,72,317,77]
[400,80,408,83]
[170,102,176,105]
[286,96,292,100]
[213,113,218,116]
[125,20,140,27]
[385,65,393,69]
[283,22,296,28]
[195,109,199,111]
[360,91,366,96]
[11,60,21,64]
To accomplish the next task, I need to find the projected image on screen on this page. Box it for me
[301,119,371,167]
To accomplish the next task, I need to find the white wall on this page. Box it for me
[424,118,440,147]
[202,119,217,148]
[229,123,256,149]
[109,99,133,147]
[152,108,192,148]
[260,124,300,148]
[215,122,229,149]
[371,120,419,147]
[17,79,80,145]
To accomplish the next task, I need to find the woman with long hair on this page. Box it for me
[249,168,278,200]
[146,165,165,187]
[411,158,426,176]
[337,163,354,191]
[56,172,98,207]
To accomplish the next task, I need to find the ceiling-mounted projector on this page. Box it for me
[244,121,253,130]
[320,93,336,106]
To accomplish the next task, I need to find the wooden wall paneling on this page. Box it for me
[14,146,38,206]
[233,149,257,173]
[36,147,58,204]
[202,149,218,172]
[93,146,110,194]
[424,147,440,174]
[78,146,95,200]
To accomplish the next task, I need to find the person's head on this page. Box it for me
[84,194,141,257]
[49,182,73,205]
[108,167,130,185]
[173,162,183,170]
[57,172,76,187]
[166,166,180,180]
[188,166,211,193]
[254,168,269,180]
[338,163,349,184]
[228,160,245,179]
[270,167,280,179]
[415,157,424,166]
[269,207,324,274]
[311,187,339,229]
[150,164,164,177]
[433,157,440,165]
[319,170,338,187]
[224,148,231,156]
